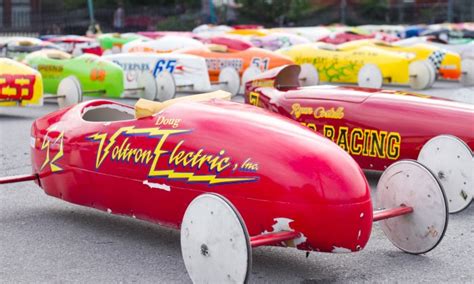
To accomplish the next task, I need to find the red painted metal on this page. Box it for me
[319,32,399,44]
[136,32,253,51]
[137,31,197,40]
[250,231,301,248]
[0,173,38,184]
[205,36,253,51]
[373,206,414,222]
[244,65,474,171]
[46,36,103,56]
[28,98,373,253]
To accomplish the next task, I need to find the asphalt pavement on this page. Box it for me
[1,81,473,283]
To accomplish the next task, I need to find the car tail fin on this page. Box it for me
[244,64,301,94]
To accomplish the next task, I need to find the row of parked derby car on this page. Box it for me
[1,23,473,283]
[1,23,474,108]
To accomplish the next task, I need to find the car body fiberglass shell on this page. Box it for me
[245,78,474,171]
[30,99,372,253]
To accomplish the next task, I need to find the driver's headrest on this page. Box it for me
[45,50,72,60]
[135,90,231,119]
[207,44,228,52]
[18,40,34,46]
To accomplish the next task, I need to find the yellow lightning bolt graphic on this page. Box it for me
[40,131,65,172]
[50,132,64,172]
[89,131,113,169]
[89,126,189,169]
[40,138,51,170]
[89,127,258,185]
[150,170,257,184]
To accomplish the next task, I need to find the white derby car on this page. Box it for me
[103,52,242,101]
[394,37,474,86]
[394,36,474,60]
[122,36,204,54]
[273,27,331,42]
[192,24,233,38]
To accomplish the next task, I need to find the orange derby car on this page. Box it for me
[175,45,295,94]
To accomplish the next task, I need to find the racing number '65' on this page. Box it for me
[153,59,177,76]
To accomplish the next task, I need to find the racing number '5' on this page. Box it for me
[153,59,177,76]
[251,57,270,71]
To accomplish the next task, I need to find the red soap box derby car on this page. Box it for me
[245,65,474,213]
[46,35,103,56]
[1,92,449,283]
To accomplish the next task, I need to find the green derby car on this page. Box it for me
[24,49,124,98]
[97,33,144,53]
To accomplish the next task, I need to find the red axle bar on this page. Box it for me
[0,173,38,185]
[373,205,413,222]
[250,231,301,248]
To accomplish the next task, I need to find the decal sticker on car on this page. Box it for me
[300,123,401,160]
[291,103,344,119]
[152,59,177,76]
[205,58,243,71]
[0,74,36,100]
[113,61,150,72]
[296,57,362,82]
[90,68,106,81]
[88,126,259,185]
[40,131,65,172]
[250,57,270,71]
[251,80,274,88]
[38,64,64,74]
[249,92,260,106]
[155,116,181,128]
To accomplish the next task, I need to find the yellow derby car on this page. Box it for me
[276,42,436,90]
[226,29,269,37]
[339,39,468,83]
[0,58,44,107]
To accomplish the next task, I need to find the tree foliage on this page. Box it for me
[59,0,201,9]
[237,0,311,25]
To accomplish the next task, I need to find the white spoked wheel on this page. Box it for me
[57,76,83,108]
[418,135,473,213]
[376,160,448,254]
[137,72,176,102]
[425,60,437,87]
[299,63,319,86]
[181,193,251,284]
[460,58,474,86]
[155,71,176,102]
[111,46,121,54]
[357,64,383,88]
[409,60,435,90]
[218,67,241,97]
[241,66,261,91]
[137,72,157,101]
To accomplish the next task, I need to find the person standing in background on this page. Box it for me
[113,2,125,32]
[223,0,242,25]
[213,0,241,25]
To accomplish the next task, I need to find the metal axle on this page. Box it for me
[250,231,301,248]
[373,205,414,222]
[0,173,38,184]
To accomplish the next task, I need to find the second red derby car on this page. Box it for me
[245,65,473,213]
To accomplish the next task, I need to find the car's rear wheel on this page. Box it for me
[299,63,319,86]
[460,58,474,86]
[357,64,383,88]
[408,60,434,90]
